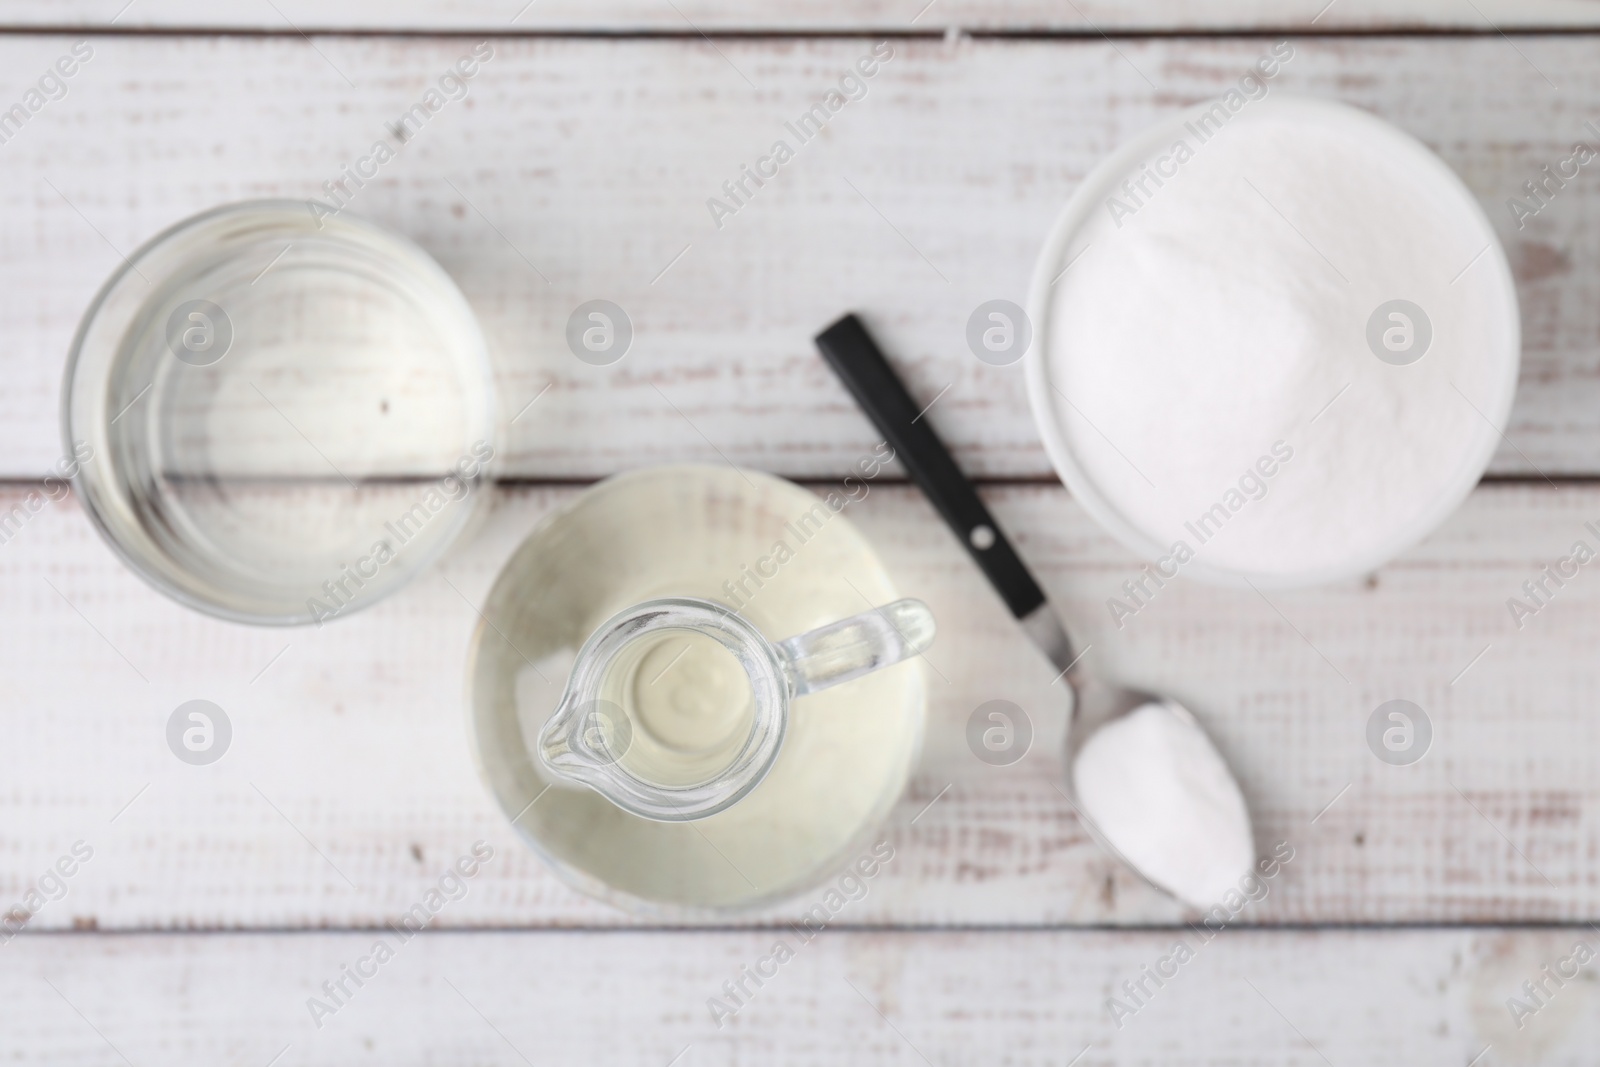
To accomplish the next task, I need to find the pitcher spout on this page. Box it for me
[538,693,635,786]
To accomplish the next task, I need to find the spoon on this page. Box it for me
[814,313,1255,910]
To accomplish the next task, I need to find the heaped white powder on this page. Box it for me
[1072,701,1254,908]
[1037,97,1518,583]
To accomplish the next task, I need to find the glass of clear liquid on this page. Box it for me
[62,200,497,624]
[466,465,932,914]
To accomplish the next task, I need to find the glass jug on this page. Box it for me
[466,465,931,914]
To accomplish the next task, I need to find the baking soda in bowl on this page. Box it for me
[1025,95,1519,585]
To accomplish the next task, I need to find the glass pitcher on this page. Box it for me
[465,465,931,914]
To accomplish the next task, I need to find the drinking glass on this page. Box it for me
[63,200,497,624]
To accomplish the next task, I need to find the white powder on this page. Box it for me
[1035,96,1518,583]
[1072,701,1253,908]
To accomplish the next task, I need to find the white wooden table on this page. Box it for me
[4,4,1600,1064]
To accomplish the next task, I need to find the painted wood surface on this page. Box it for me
[4,19,1598,1062]
[4,480,1599,930]
[1,34,1596,479]
[4,927,1597,1065]
[4,0,1600,32]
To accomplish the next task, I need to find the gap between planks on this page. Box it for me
[5,26,1600,39]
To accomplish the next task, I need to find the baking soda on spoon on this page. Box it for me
[1071,700,1253,909]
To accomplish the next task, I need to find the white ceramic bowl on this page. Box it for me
[1025,95,1519,587]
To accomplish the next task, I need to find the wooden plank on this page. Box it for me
[2,928,1594,1064]
[4,0,1600,32]
[3,34,1598,479]
[4,480,1600,929]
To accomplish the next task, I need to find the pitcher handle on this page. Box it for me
[775,598,936,697]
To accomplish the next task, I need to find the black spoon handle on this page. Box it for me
[814,313,1047,621]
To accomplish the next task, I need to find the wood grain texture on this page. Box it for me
[4,480,1600,930]
[4,0,1600,32]
[3,928,1596,1065]
[1,34,1596,479]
